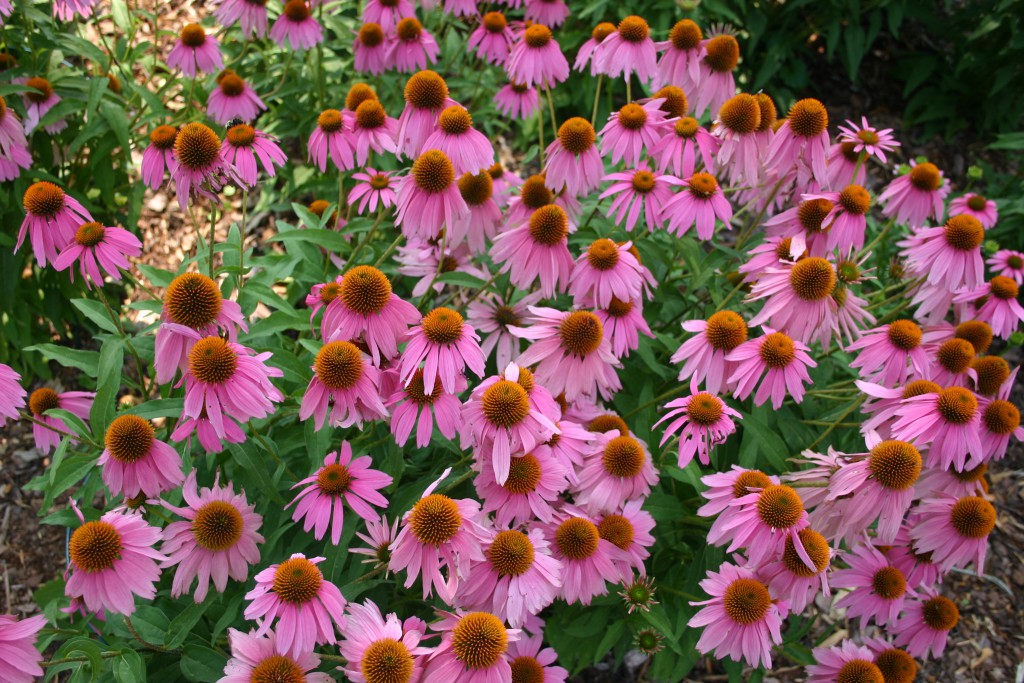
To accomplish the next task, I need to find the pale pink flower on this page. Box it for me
[353,22,388,74]
[490,205,575,297]
[698,466,779,521]
[167,24,223,78]
[656,390,741,469]
[52,0,95,20]
[838,116,900,164]
[987,249,1024,284]
[806,640,886,683]
[756,528,832,614]
[596,499,655,575]
[544,117,603,197]
[727,328,817,409]
[506,24,569,88]
[0,363,26,426]
[422,610,521,682]
[653,19,703,91]
[271,0,323,50]
[361,0,415,32]
[878,161,949,229]
[599,99,672,167]
[885,525,943,590]
[396,240,489,297]
[543,511,626,604]
[910,493,996,573]
[899,214,985,292]
[494,81,541,120]
[422,105,494,175]
[651,115,718,178]
[349,169,399,215]
[848,320,929,387]
[662,172,733,240]
[950,192,998,229]
[16,181,93,268]
[594,297,655,358]
[396,150,469,242]
[574,430,658,513]
[308,109,355,172]
[671,310,749,395]
[470,12,515,64]
[506,634,569,683]
[914,461,988,500]
[854,379,941,440]
[569,239,648,308]
[16,76,65,134]
[712,93,768,187]
[338,600,432,683]
[218,628,332,683]
[954,277,1024,339]
[747,257,839,348]
[709,482,813,568]
[98,414,183,498]
[141,124,178,190]
[207,71,266,125]
[220,124,286,189]
[474,444,569,526]
[399,306,485,395]
[385,368,464,448]
[169,122,243,211]
[27,387,93,454]
[523,0,569,26]
[891,386,984,471]
[351,514,400,571]
[693,34,740,117]
[600,165,675,233]
[593,16,658,84]
[574,22,616,76]
[891,587,959,659]
[300,340,387,429]
[833,542,915,627]
[53,222,141,288]
[451,170,503,253]
[0,614,46,683]
[396,70,459,159]
[214,0,268,38]
[387,17,440,72]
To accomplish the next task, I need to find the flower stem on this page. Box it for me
[348,206,386,266]
[545,86,558,136]
[591,74,604,127]
[125,616,179,653]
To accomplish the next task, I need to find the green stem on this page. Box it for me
[806,397,865,450]
[545,86,558,136]
[125,616,179,653]
[21,413,101,449]
[851,150,867,185]
[372,234,404,268]
[348,206,386,265]
[859,217,896,257]
[43,651,123,667]
[238,191,248,292]
[736,177,786,249]
[461,270,502,307]
[625,77,632,103]
[591,74,604,127]
[536,106,545,165]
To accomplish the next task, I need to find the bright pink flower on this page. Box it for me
[353,22,388,74]
[66,504,166,615]
[475,443,568,526]
[170,122,243,211]
[0,363,25,426]
[671,310,749,395]
[349,101,400,166]
[764,98,830,188]
[832,542,915,627]
[271,0,323,50]
[470,11,515,64]
[490,206,574,297]
[422,105,494,175]
[173,409,246,455]
[651,116,718,178]
[350,169,399,215]
[848,320,929,386]
[593,16,657,83]
[457,528,562,627]
[461,363,559,485]
[891,386,984,470]
[321,265,421,365]
[494,81,541,120]
[0,614,46,683]
[599,99,672,167]
[950,191,998,229]
[16,76,65,134]
[543,511,625,604]
[978,381,1023,461]
[747,257,839,348]
[884,525,943,590]
[27,387,93,453]
[656,390,741,469]
[756,528,832,614]
[97,414,182,498]
[361,0,414,32]
[654,19,703,92]
[826,140,866,188]
[16,181,93,268]
[400,306,485,395]
[395,71,459,159]
[689,561,787,669]
[878,161,949,229]
[52,0,95,20]
[806,185,872,252]
[53,222,141,288]
[351,514,400,571]
[594,297,654,358]
[806,640,886,683]
[523,0,568,26]
[727,328,817,409]
[219,628,331,683]
[396,150,469,241]
[838,116,900,164]
[244,553,346,658]
[173,328,283,435]
[507,633,569,683]
[214,0,268,37]
[338,600,431,683]
[423,610,520,682]
[388,17,440,72]
[220,123,286,189]
[596,499,655,575]
[698,466,779,521]
[574,430,658,513]
[569,239,648,309]
[600,165,675,232]
[512,307,622,402]
[389,469,489,601]
[891,587,959,659]
[739,236,804,284]
[954,277,1024,339]
[854,379,939,440]
[709,482,813,568]
[693,34,740,117]
[899,214,985,291]
[442,0,477,17]
[762,196,833,257]
[308,109,355,172]
[507,24,569,88]
[300,340,387,429]
[544,117,603,197]
[0,96,32,181]
[451,170,503,253]
[159,471,263,601]
[207,71,266,125]
[546,419,593,484]
[988,249,1024,284]
[910,493,995,572]
[662,172,733,240]
[288,441,393,545]
[712,93,769,187]
[140,124,178,189]
[167,24,223,77]
[574,22,616,76]
[385,367,464,448]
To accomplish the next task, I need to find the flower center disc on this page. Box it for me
[314,341,364,390]
[719,94,760,134]
[955,320,993,354]
[319,281,341,304]
[488,530,535,576]
[219,73,245,96]
[886,320,922,350]
[70,521,123,572]
[868,440,922,490]
[528,205,569,245]
[989,275,1018,300]
[250,655,305,683]
[557,117,595,154]
[798,198,833,233]
[189,337,238,385]
[787,98,828,137]
[597,514,634,550]
[704,34,739,72]
[452,612,508,670]
[587,239,620,270]
[524,24,552,48]
[835,660,884,683]
[756,484,803,529]
[510,656,545,683]
[602,435,645,478]
[922,596,959,631]
[404,70,449,110]
[688,393,723,426]
[617,15,649,42]
[591,21,616,42]
[755,93,777,131]
[105,414,155,463]
[617,103,648,131]
[226,124,255,147]
[782,528,829,577]
[909,163,941,192]
[655,86,688,119]
[588,414,629,434]
[675,117,699,138]
[25,77,54,103]
[356,100,387,129]
[944,215,984,251]
[283,0,310,21]
[341,265,392,315]
[361,639,414,683]
[670,19,702,50]
[936,387,977,425]
[556,517,599,560]
[459,171,493,205]
[902,379,940,400]
[409,493,461,545]
[179,23,207,46]
[789,257,836,300]
[704,310,747,350]
[631,171,656,193]
[23,181,66,218]
[192,500,244,551]
[28,387,60,415]
[966,194,988,211]
[481,380,530,428]
[871,566,907,600]
[950,496,996,538]
[983,399,1020,435]
[165,272,222,328]
[421,307,464,344]
[438,105,472,135]
[521,175,553,209]
[951,462,988,483]
[483,11,507,32]
[840,185,871,214]
[317,463,352,495]
[150,125,178,150]
[174,122,221,170]
[722,578,770,625]
[559,311,603,356]
[875,649,916,683]
[937,338,975,374]
[606,297,634,317]
[412,150,456,194]
[503,454,541,494]
[759,332,796,369]
[688,172,719,199]
[359,22,385,47]
[404,369,442,405]
[318,109,344,133]
[346,83,378,112]
[732,470,771,498]
[273,557,323,604]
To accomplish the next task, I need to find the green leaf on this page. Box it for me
[26,344,101,376]
[136,264,176,288]
[50,637,103,682]
[90,339,125,436]
[71,298,120,334]
[126,398,186,420]
[41,454,96,513]
[436,271,488,288]
[113,650,146,683]
[165,601,211,649]
[100,100,131,154]
[110,0,131,32]
[180,644,226,682]
[268,228,353,254]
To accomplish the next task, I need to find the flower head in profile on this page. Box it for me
[308,108,355,172]
[220,123,287,189]
[507,24,570,88]
[17,181,94,268]
[396,150,469,242]
[757,527,832,614]
[543,511,625,604]
[574,431,658,513]
[300,340,387,429]
[0,614,47,683]
[909,494,996,573]
[422,105,494,175]
[899,214,985,292]
[214,0,269,38]
[0,94,33,181]
[98,414,183,499]
[27,387,94,454]
[422,610,521,682]
[600,99,672,167]
[764,98,831,189]
[878,161,949,229]
[288,441,393,545]
[385,367,464,448]
[65,504,166,615]
[54,221,142,288]
[171,122,243,210]
[451,169,503,253]
[575,22,616,75]
[727,328,817,409]
[697,466,779,524]
[652,115,717,179]
[838,116,900,164]
[361,0,415,32]
[671,310,749,395]
[243,553,346,658]
[747,257,839,348]
[338,600,432,683]
[848,320,929,387]
[600,165,675,233]
[955,277,1024,340]
[656,390,741,469]
[141,125,178,189]
[891,587,959,659]
[396,70,459,159]
[950,191,998,229]
[349,100,400,166]
[354,22,388,74]
[892,386,983,471]
[387,17,440,72]
[596,499,656,575]
[709,482,813,568]
[494,81,541,120]
[523,0,568,26]
[218,628,332,683]
[16,76,66,134]
[593,15,658,84]
[160,471,264,602]
[987,249,1024,284]
[662,172,733,241]
[569,239,649,309]
[688,561,787,669]
[470,11,515,65]
[168,23,223,78]
[52,0,96,21]
[399,306,485,395]
[351,514,400,574]
[694,33,740,117]
[0,364,26,427]
[655,19,703,92]
[490,205,575,297]
[207,69,266,125]
[271,0,324,50]
[545,117,603,197]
